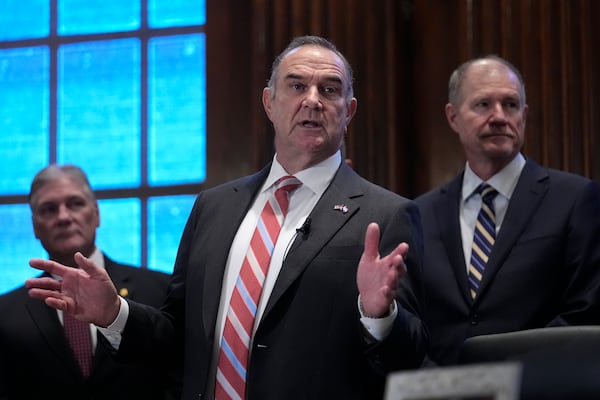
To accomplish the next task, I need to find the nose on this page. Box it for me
[490,103,507,121]
[56,204,73,221]
[302,86,322,110]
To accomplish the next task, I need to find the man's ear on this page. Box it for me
[445,102,459,133]
[262,87,273,121]
[94,201,100,229]
[32,217,40,239]
[345,97,357,125]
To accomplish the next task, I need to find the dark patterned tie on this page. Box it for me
[63,312,93,377]
[468,183,499,299]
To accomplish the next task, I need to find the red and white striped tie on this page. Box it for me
[215,176,301,400]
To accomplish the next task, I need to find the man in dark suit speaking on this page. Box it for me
[0,164,178,399]
[25,36,428,400]
[415,55,600,366]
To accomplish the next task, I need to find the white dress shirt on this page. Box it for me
[104,151,398,396]
[460,153,526,271]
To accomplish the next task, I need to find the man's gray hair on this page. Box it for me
[29,164,96,209]
[267,35,354,101]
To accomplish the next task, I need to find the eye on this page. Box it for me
[290,82,305,91]
[320,85,342,99]
[36,203,59,218]
[66,197,87,211]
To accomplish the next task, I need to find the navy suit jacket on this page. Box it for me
[415,159,600,365]
[0,255,177,400]
[117,162,428,400]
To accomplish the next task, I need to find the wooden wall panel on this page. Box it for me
[243,0,415,193]
[206,0,599,197]
[411,0,600,193]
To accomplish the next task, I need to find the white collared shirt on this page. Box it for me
[214,153,341,347]
[460,153,526,271]
[204,153,342,396]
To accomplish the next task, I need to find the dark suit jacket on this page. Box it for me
[0,255,177,400]
[117,163,428,400]
[415,159,600,365]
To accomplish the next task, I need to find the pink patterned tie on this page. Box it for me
[215,176,301,400]
[63,312,93,377]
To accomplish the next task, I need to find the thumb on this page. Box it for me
[363,223,381,261]
[73,252,100,276]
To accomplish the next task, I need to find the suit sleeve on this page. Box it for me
[548,179,600,325]
[364,200,429,372]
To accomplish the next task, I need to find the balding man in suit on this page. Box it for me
[0,164,179,399]
[415,55,600,366]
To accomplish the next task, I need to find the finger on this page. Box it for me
[27,287,62,301]
[25,277,61,291]
[45,297,69,311]
[363,223,381,260]
[74,252,98,276]
[389,242,409,259]
[29,258,70,276]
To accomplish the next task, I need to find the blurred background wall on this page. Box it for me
[1,0,598,293]
[207,0,600,197]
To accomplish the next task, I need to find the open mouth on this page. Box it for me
[301,120,322,128]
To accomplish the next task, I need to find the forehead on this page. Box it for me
[462,60,521,97]
[278,45,348,83]
[33,177,88,204]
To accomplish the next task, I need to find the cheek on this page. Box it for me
[33,222,49,238]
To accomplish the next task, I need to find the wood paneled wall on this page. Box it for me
[206,0,599,197]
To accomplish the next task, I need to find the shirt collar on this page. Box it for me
[89,247,105,268]
[265,151,342,196]
[462,153,526,201]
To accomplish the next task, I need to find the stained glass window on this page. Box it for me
[0,0,206,294]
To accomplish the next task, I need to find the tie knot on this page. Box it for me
[275,175,302,194]
[475,183,498,204]
[274,176,302,217]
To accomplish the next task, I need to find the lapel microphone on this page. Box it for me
[296,217,312,237]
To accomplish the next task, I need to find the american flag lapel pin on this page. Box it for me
[333,204,349,213]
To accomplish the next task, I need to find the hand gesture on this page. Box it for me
[357,222,409,318]
[26,252,121,327]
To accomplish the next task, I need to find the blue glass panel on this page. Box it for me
[58,0,140,35]
[148,0,206,28]
[148,195,195,274]
[0,47,50,195]
[96,198,141,266]
[0,204,47,295]
[57,39,141,189]
[0,0,50,40]
[148,34,206,186]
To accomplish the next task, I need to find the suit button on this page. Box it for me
[470,313,479,325]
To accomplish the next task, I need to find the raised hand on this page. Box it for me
[26,252,121,327]
[357,222,409,318]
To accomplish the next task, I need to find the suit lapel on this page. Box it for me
[104,256,134,299]
[435,176,473,303]
[201,167,269,338]
[261,164,360,320]
[476,160,550,300]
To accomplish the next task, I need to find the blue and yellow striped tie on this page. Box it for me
[468,183,498,299]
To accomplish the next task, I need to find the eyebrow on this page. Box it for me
[283,72,343,86]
